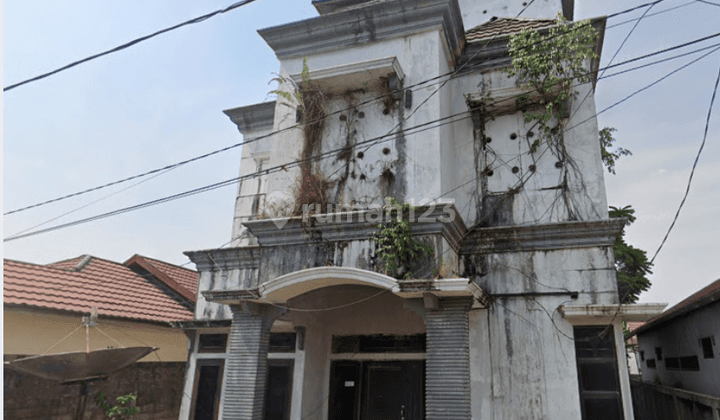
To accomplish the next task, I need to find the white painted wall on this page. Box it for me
[637,303,720,398]
[458,0,567,31]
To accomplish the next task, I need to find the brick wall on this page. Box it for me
[4,362,186,420]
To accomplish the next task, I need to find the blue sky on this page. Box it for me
[4,0,720,308]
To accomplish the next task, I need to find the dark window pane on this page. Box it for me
[580,362,620,391]
[574,327,616,358]
[655,347,663,361]
[264,360,294,420]
[193,360,224,420]
[269,333,297,353]
[680,356,700,371]
[665,357,680,369]
[331,334,426,354]
[583,397,622,420]
[646,359,656,368]
[640,351,644,361]
[198,334,228,353]
[701,337,714,359]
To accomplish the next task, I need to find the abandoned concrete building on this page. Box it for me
[175,0,665,419]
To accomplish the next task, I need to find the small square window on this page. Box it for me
[701,337,714,359]
[665,357,680,370]
[680,356,700,371]
[646,359,656,368]
[640,350,645,361]
[655,347,663,361]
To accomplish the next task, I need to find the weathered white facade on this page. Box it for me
[178,1,665,420]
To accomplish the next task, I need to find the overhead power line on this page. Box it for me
[7,27,719,217]
[7,43,719,243]
[650,57,720,264]
[3,0,258,92]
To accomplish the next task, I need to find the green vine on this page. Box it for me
[375,198,433,279]
[505,13,598,150]
[96,392,140,420]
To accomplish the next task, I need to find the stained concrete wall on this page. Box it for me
[637,302,720,398]
[4,308,189,362]
[458,0,569,31]
[4,362,185,420]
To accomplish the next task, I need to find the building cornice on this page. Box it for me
[243,202,468,251]
[461,218,625,255]
[558,303,667,323]
[184,246,262,272]
[223,101,276,134]
[258,0,465,61]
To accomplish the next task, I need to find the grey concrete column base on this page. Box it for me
[425,297,473,420]
[222,303,278,420]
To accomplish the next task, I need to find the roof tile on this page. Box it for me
[466,17,556,43]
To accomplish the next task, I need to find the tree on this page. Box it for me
[600,129,652,304]
[608,205,652,304]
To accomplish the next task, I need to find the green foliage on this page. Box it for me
[609,205,652,304]
[505,13,598,143]
[269,57,313,113]
[376,198,434,279]
[96,392,140,420]
[599,127,632,174]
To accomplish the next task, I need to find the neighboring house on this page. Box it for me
[633,279,720,398]
[176,1,664,420]
[4,255,199,420]
[4,254,197,362]
[626,322,645,375]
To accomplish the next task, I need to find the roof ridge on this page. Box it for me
[131,255,196,273]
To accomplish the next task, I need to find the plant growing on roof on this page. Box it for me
[505,13,598,151]
[375,198,433,279]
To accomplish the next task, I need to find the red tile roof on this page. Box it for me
[123,255,198,303]
[633,278,720,336]
[4,256,196,323]
[466,17,557,43]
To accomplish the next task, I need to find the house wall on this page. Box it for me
[4,362,186,420]
[458,0,567,30]
[637,302,720,398]
[3,308,189,362]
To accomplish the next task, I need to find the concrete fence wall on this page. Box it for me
[4,362,187,420]
[631,379,720,420]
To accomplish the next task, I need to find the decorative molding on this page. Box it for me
[290,56,405,96]
[170,319,232,329]
[223,101,276,134]
[558,303,667,323]
[243,202,468,251]
[258,0,465,61]
[460,218,626,255]
[184,246,261,272]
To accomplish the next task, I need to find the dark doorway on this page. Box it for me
[264,359,294,420]
[328,361,424,420]
[191,359,224,420]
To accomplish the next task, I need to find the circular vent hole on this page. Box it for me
[339,114,347,121]
[529,164,536,172]
[512,166,520,174]
[382,147,391,155]
[555,161,563,169]
[358,111,365,118]
[527,131,534,138]
[510,133,518,140]
[357,151,364,159]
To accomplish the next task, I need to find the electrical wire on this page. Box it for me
[649,57,720,264]
[3,0,259,92]
[4,0,686,215]
[8,41,720,242]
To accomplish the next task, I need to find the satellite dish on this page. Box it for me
[5,308,158,383]
[5,346,158,383]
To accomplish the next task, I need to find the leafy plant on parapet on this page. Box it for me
[375,198,434,279]
[609,205,652,304]
[96,392,140,420]
[505,13,598,152]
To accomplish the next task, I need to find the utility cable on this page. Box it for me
[7,42,719,242]
[649,57,720,264]
[3,0,258,92]
[5,3,702,216]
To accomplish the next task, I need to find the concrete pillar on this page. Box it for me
[425,297,473,420]
[223,303,276,420]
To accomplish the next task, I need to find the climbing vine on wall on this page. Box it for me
[505,13,598,151]
[375,198,433,279]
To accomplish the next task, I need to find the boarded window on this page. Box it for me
[573,326,624,420]
[198,334,228,353]
[191,359,224,420]
[701,337,714,359]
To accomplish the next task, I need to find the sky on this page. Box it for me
[3,0,720,309]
